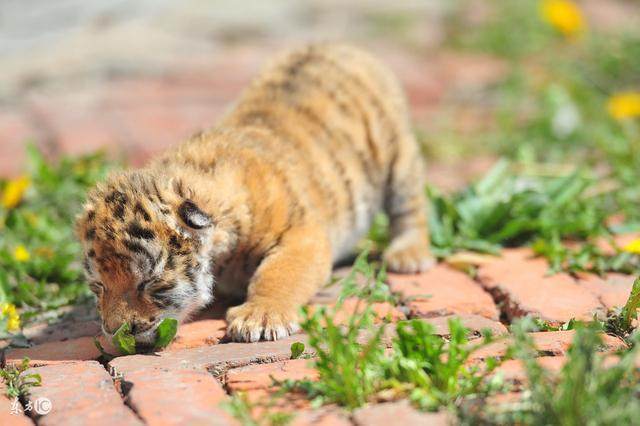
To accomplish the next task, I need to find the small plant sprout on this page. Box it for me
[0,358,41,399]
[112,322,137,355]
[290,342,305,359]
[93,318,179,358]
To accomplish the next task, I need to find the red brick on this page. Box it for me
[421,314,508,337]
[486,391,523,406]
[0,110,42,177]
[383,51,444,112]
[109,335,311,378]
[494,356,567,385]
[352,400,451,426]
[122,368,236,426]
[10,319,226,364]
[425,157,498,194]
[470,330,625,361]
[168,319,227,350]
[23,320,101,345]
[583,0,640,32]
[5,336,109,366]
[577,273,635,310]
[310,298,405,326]
[116,103,222,166]
[0,140,27,178]
[308,266,367,305]
[596,233,640,255]
[26,91,123,156]
[26,361,141,426]
[436,52,507,91]
[387,265,499,320]
[477,248,604,324]
[291,408,351,426]
[226,359,317,393]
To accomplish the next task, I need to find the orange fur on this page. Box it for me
[76,44,433,343]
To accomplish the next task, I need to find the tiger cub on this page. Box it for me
[76,43,433,344]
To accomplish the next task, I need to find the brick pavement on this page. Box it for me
[2,248,635,425]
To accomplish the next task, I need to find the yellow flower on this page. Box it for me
[623,239,640,254]
[1,176,30,209]
[541,0,585,36]
[13,245,30,262]
[607,92,640,120]
[1,303,20,332]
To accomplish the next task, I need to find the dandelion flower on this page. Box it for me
[13,245,30,262]
[607,92,640,120]
[1,176,30,209]
[541,0,585,36]
[1,303,20,332]
[623,239,640,255]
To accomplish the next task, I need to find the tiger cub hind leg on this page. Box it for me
[382,135,435,274]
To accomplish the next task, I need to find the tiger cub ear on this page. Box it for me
[177,200,212,229]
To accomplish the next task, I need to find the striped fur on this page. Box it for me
[76,44,433,343]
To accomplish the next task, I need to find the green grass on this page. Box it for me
[275,251,501,414]
[222,392,294,426]
[236,254,640,425]
[0,145,113,335]
[0,358,41,399]
[427,159,639,274]
[463,320,640,425]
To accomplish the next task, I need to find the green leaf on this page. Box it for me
[93,337,115,361]
[621,277,640,329]
[290,342,305,359]
[112,323,136,355]
[154,318,178,350]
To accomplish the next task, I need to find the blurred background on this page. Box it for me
[1,0,634,188]
[1,0,640,333]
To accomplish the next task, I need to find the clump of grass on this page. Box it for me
[467,320,640,425]
[278,251,500,413]
[0,145,113,334]
[384,318,500,411]
[428,159,639,275]
[0,357,41,399]
[604,277,640,340]
[222,392,293,426]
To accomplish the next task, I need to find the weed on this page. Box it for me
[0,357,41,399]
[290,342,305,360]
[286,251,389,410]
[0,145,113,334]
[604,277,640,340]
[384,318,500,411]
[222,392,293,426]
[473,321,640,425]
[279,252,501,412]
[429,159,639,274]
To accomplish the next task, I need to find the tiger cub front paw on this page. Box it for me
[226,301,300,342]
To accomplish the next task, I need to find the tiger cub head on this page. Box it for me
[76,170,215,346]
